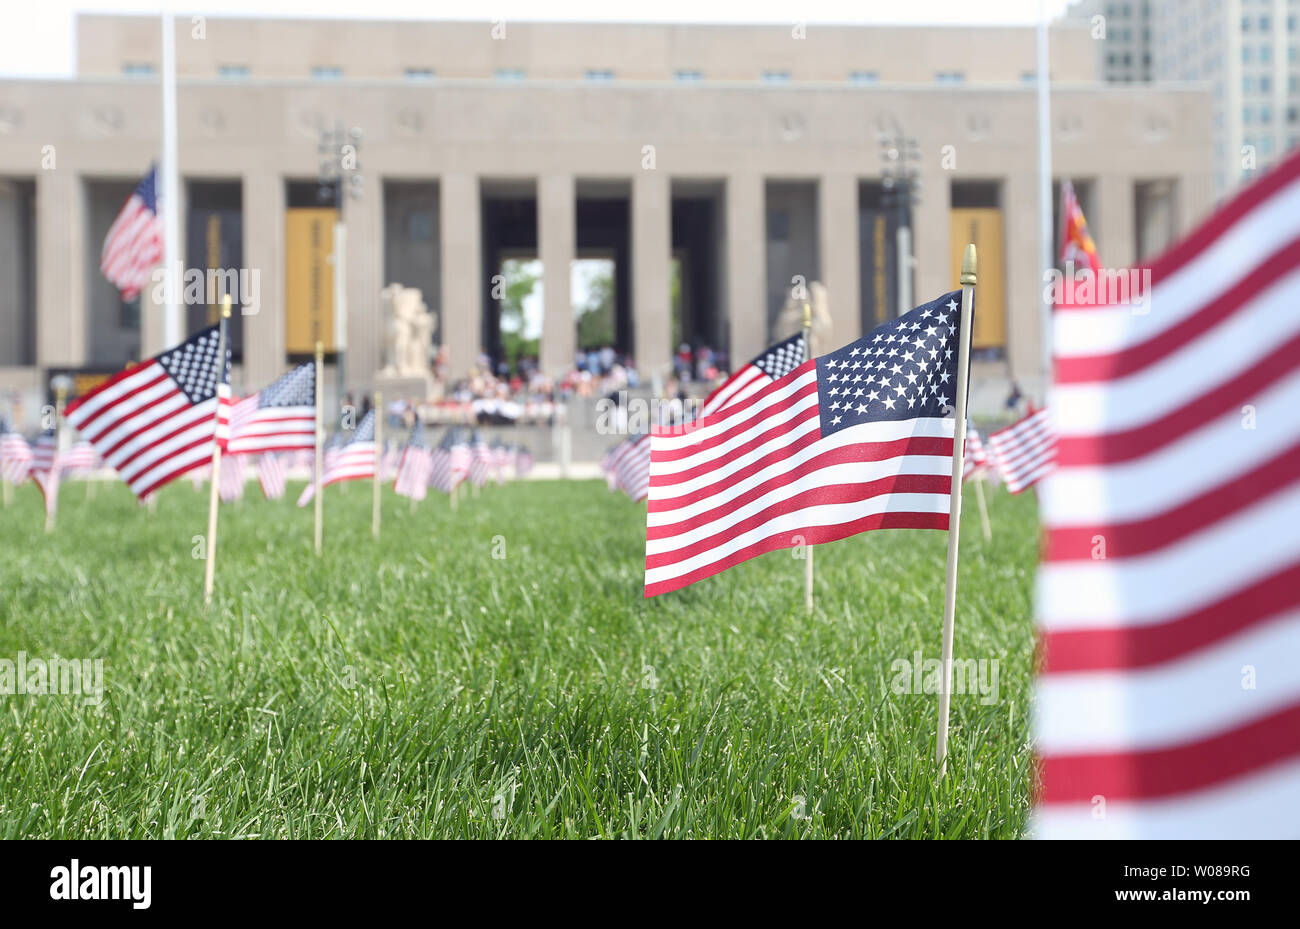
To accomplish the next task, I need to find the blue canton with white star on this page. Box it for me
[817,291,962,437]
[158,323,230,405]
[260,362,315,408]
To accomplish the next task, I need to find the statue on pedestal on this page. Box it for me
[378,283,438,400]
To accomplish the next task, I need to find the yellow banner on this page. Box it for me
[285,207,337,354]
[950,208,1005,351]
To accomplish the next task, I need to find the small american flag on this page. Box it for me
[0,420,32,484]
[988,407,1055,494]
[101,165,164,301]
[257,454,287,500]
[61,440,98,476]
[394,421,434,501]
[613,434,651,502]
[65,322,231,500]
[646,291,963,597]
[218,452,246,503]
[963,426,990,481]
[514,446,534,479]
[701,332,807,417]
[1032,146,1300,839]
[227,362,316,457]
[429,429,466,495]
[28,430,62,518]
[469,431,491,488]
[296,411,376,507]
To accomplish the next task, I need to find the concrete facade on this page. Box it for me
[0,16,1214,421]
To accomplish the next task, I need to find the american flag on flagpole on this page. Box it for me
[394,421,434,501]
[987,407,1054,494]
[65,323,231,500]
[0,420,32,484]
[100,164,165,301]
[257,454,287,500]
[514,446,534,479]
[700,332,807,417]
[646,291,963,597]
[227,362,316,456]
[296,411,376,507]
[61,440,98,477]
[1032,147,1300,839]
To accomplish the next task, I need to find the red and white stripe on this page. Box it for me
[1,432,32,483]
[645,362,953,597]
[1032,147,1300,839]
[394,446,433,500]
[296,442,375,507]
[218,453,246,503]
[257,454,287,500]
[611,434,651,502]
[988,408,1054,494]
[65,359,230,501]
[963,426,990,481]
[226,397,314,456]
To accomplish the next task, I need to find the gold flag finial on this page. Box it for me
[801,301,812,330]
[960,244,977,286]
[220,293,233,319]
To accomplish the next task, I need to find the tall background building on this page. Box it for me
[0,15,1213,437]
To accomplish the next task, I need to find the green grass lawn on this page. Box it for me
[0,476,1039,838]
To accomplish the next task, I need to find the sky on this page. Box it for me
[2,0,1077,79]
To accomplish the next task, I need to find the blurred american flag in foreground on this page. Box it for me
[1032,146,1300,838]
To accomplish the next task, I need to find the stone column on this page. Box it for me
[725,173,765,367]
[538,173,575,378]
[346,174,384,393]
[440,172,482,379]
[1096,173,1136,271]
[240,170,284,390]
[817,173,861,350]
[35,170,86,367]
[632,171,671,381]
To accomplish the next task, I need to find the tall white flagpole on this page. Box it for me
[1036,1,1054,388]
[160,11,182,349]
[935,244,977,776]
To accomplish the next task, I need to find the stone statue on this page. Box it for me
[774,280,834,354]
[380,283,436,378]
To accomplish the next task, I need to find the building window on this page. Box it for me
[495,68,526,81]
[312,66,343,80]
[404,68,435,80]
[122,63,154,78]
[848,70,878,84]
[585,69,615,82]
[762,70,792,83]
[674,69,703,82]
[936,71,965,84]
[218,64,249,79]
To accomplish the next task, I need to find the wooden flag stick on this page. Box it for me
[936,244,978,776]
[372,390,383,540]
[313,341,324,556]
[802,301,815,614]
[973,473,992,541]
[203,296,232,604]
